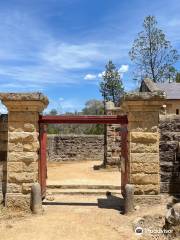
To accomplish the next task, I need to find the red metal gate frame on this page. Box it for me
[39,115,128,198]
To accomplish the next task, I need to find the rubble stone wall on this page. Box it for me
[0,114,8,203]
[106,124,121,166]
[47,135,104,162]
[159,115,180,193]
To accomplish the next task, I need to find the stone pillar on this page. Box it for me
[105,101,122,167]
[1,93,48,210]
[121,92,165,205]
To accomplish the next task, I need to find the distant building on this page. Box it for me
[140,79,180,115]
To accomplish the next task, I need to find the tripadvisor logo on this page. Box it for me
[135,227,143,235]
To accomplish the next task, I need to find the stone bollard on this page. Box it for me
[31,183,43,214]
[124,184,134,214]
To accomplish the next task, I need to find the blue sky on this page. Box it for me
[0,0,180,113]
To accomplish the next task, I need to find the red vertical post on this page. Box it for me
[39,123,47,199]
[120,123,128,196]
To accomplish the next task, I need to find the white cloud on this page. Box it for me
[0,8,132,91]
[98,71,105,78]
[84,74,97,80]
[119,64,129,73]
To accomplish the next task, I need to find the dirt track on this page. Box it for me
[0,161,172,240]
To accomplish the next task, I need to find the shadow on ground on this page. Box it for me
[43,194,124,213]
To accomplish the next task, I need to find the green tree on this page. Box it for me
[100,60,124,107]
[129,16,179,83]
[176,72,180,83]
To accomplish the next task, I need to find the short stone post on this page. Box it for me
[124,184,134,214]
[1,93,48,210]
[121,92,165,205]
[31,183,43,214]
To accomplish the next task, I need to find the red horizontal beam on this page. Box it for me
[39,115,128,124]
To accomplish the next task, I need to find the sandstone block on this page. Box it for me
[7,183,22,193]
[128,121,158,132]
[131,132,159,143]
[9,122,38,132]
[8,142,23,152]
[9,112,38,123]
[131,162,159,174]
[5,193,31,211]
[23,162,38,172]
[134,184,159,195]
[131,173,159,185]
[131,153,159,163]
[8,152,38,162]
[8,162,23,172]
[8,172,36,183]
[128,111,159,122]
[23,142,39,152]
[134,195,161,206]
[131,142,158,153]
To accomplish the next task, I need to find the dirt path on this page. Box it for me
[47,160,121,186]
[0,195,135,240]
[0,161,171,240]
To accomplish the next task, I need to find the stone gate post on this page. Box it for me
[1,93,48,210]
[121,92,165,205]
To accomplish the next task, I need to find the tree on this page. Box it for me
[82,100,104,115]
[129,16,179,83]
[176,72,180,83]
[99,60,124,107]
[48,109,58,116]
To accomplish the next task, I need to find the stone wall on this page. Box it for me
[47,135,104,162]
[159,115,180,194]
[0,114,8,203]
[106,124,121,166]
[105,102,122,166]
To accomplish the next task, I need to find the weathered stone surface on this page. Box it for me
[9,122,38,132]
[5,193,31,211]
[8,162,23,172]
[7,183,22,193]
[131,173,159,185]
[8,172,37,183]
[9,132,38,144]
[8,142,23,152]
[23,162,38,172]
[134,184,159,195]
[131,132,158,143]
[9,112,39,122]
[131,142,158,153]
[8,152,38,162]
[128,111,159,123]
[23,142,39,152]
[131,153,159,163]
[134,195,161,206]
[131,162,159,174]
[22,183,33,194]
